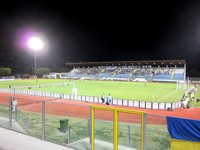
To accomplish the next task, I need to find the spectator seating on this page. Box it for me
[61,66,185,82]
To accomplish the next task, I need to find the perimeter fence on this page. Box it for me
[0,95,170,150]
[0,88,181,110]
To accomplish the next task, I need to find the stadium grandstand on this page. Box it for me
[61,60,186,82]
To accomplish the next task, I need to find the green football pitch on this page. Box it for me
[0,79,188,103]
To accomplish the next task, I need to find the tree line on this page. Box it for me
[0,67,51,77]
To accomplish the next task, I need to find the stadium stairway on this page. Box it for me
[149,68,153,80]
[97,68,105,77]
[0,117,26,133]
[129,68,137,78]
[170,68,176,80]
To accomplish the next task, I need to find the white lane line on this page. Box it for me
[156,89,178,102]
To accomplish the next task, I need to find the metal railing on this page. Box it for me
[0,96,170,150]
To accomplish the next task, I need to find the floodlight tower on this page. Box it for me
[27,37,44,77]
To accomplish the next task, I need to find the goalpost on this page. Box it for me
[176,80,187,90]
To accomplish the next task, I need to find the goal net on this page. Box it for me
[176,80,187,90]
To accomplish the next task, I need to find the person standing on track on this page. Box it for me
[107,93,112,105]
[101,93,105,103]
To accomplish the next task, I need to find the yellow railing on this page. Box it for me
[90,105,146,150]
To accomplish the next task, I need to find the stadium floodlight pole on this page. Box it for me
[27,37,44,77]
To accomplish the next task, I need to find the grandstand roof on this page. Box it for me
[65,60,186,67]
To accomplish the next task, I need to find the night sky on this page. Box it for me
[0,1,200,73]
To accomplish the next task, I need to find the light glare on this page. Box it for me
[27,37,44,50]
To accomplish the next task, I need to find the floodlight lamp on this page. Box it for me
[27,37,44,51]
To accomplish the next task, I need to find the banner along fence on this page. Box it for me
[0,88,181,110]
